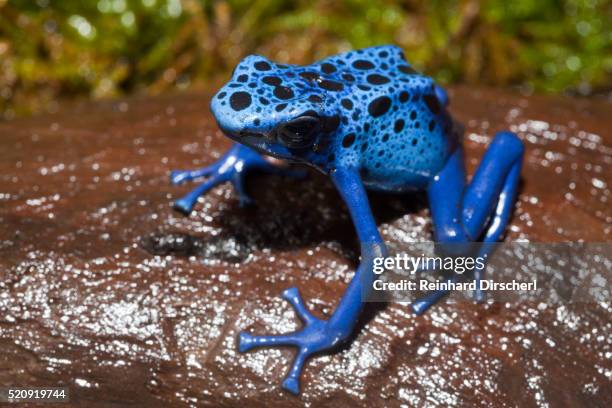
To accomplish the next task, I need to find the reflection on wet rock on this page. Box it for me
[141,232,251,263]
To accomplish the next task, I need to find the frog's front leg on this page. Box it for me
[412,131,524,314]
[238,167,385,394]
[170,143,304,214]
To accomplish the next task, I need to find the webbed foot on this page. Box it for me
[238,287,347,394]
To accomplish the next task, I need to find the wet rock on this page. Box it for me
[0,88,610,407]
[140,231,251,263]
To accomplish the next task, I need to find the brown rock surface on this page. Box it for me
[0,87,610,407]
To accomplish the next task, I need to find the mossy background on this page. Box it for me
[0,0,610,119]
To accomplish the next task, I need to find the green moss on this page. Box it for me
[0,0,610,118]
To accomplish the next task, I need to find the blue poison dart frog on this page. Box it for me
[169,45,524,394]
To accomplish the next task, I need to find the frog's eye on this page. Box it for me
[276,116,320,149]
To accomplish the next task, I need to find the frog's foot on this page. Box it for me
[238,287,345,394]
[172,171,248,215]
[170,144,305,215]
[411,275,459,315]
[411,258,492,315]
[411,263,491,315]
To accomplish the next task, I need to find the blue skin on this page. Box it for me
[170,45,524,394]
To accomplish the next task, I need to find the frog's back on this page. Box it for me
[211,45,458,192]
[317,45,457,192]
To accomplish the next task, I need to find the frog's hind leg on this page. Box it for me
[434,85,449,108]
[411,131,524,314]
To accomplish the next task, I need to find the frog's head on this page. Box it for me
[210,55,339,161]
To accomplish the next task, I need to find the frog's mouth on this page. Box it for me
[221,116,320,150]
[238,130,266,139]
[221,128,271,147]
[216,123,264,140]
[223,126,314,163]
[218,126,286,157]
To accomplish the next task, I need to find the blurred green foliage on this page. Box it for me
[0,0,610,118]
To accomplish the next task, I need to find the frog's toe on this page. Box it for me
[237,332,257,352]
[282,377,300,395]
[170,170,190,185]
[230,172,255,208]
[238,331,296,352]
[238,328,314,394]
[170,163,219,185]
[173,196,196,215]
[281,349,309,394]
[282,287,317,324]
[473,268,485,303]
[411,275,458,315]
[411,292,443,316]
[173,178,220,215]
